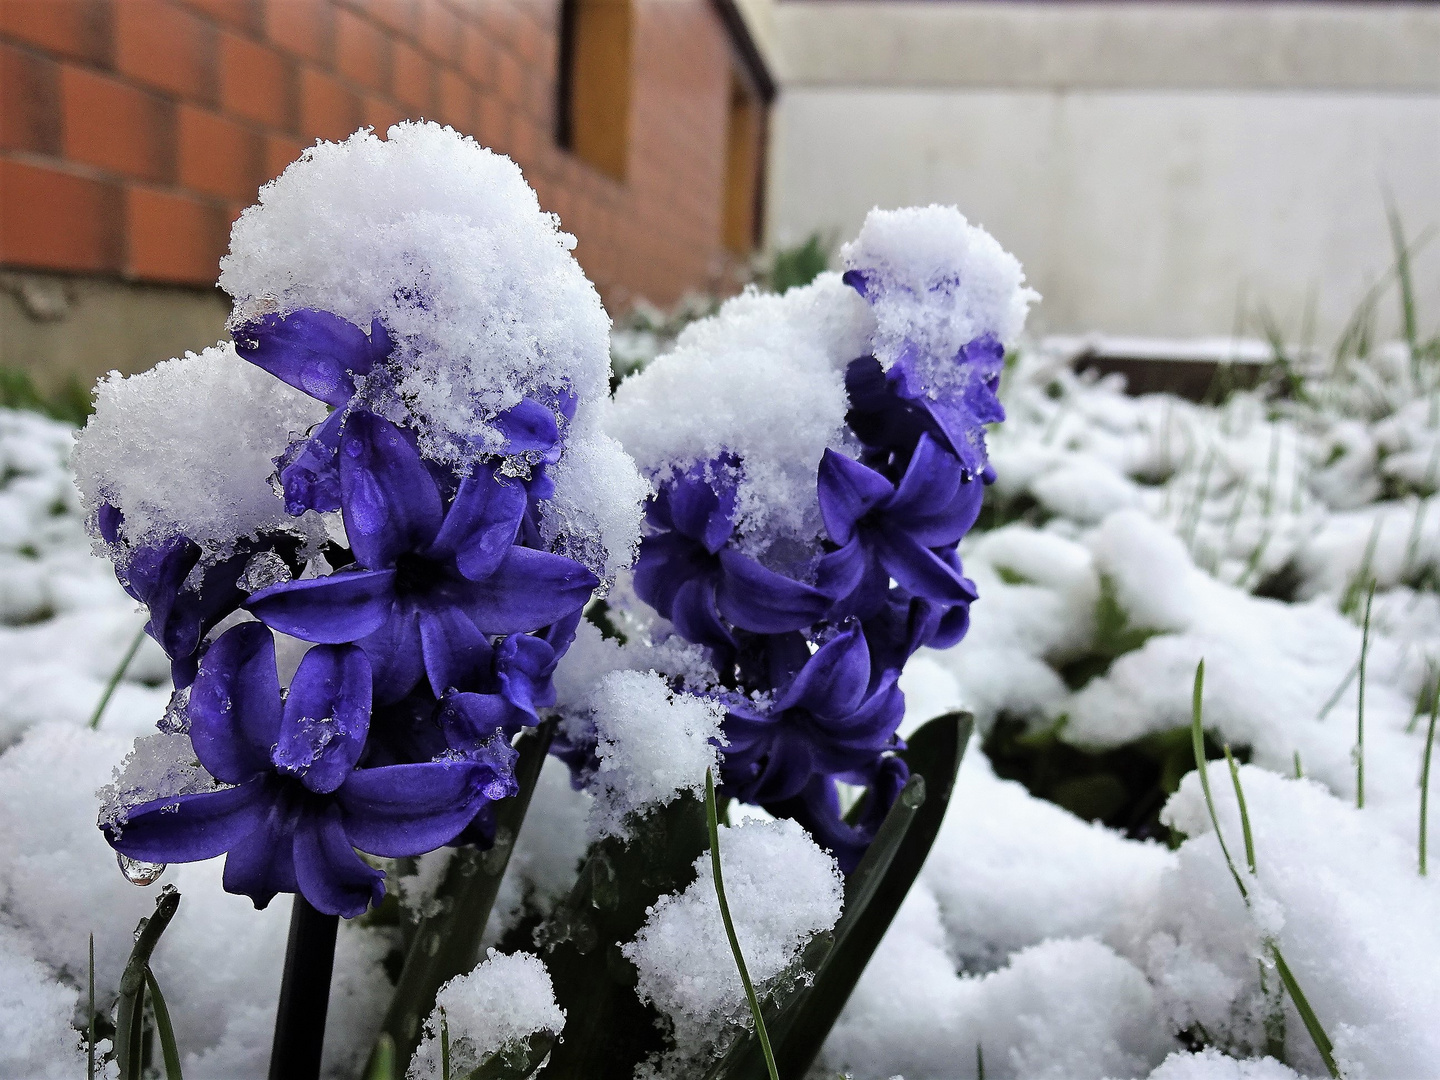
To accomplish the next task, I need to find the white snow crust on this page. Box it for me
[624,817,843,1056]
[408,950,563,1080]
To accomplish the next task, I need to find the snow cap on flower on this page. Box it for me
[220,121,612,470]
[608,274,873,550]
[840,204,1037,363]
[72,343,329,556]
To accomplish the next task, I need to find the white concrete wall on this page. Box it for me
[767,2,1440,341]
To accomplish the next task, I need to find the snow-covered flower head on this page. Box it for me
[608,206,1035,868]
[83,122,647,916]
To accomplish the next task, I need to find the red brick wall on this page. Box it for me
[0,0,751,308]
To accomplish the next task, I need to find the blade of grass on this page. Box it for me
[1271,944,1341,1078]
[1190,661,1247,900]
[1385,195,1420,374]
[145,967,184,1080]
[704,769,779,1080]
[367,1035,397,1080]
[442,1008,451,1080]
[976,1043,985,1080]
[1293,751,1304,780]
[1223,746,1257,875]
[1357,583,1376,808]
[1192,668,1343,1078]
[88,933,96,1080]
[116,885,181,1080]
[89,625,145,730]
[1317,658,1360,722]
[1422,693,1437,876]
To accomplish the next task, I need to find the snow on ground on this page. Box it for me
[1,331,1438,1078]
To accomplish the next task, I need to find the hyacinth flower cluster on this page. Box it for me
[609,206,1036,871]
[79,122,645,919]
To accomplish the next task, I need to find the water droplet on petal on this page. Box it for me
[238,551,293,594]
[118,853,166,886]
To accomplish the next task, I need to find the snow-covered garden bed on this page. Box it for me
[0,123,1436,1080]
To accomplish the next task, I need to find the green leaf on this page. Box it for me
[145,968,184,1080]
[89,625,146,730]
[537,790,712,1078]
[374,721,556,1074]
[115,884,181,1080]
[461,1032,558,1080]
[709,711,972,1079]
[366,1034,397,1080]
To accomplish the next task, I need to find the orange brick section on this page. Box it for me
[0,158,124,271]
[61,64,176,182]
[114,0,218,103]
[0,0,755,302]
[0,39,61,154]
[126,186,228,282]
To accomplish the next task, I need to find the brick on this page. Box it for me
[472,89,507,152]
[458,24,493,86]
[264,0,331,65]
[335,8,389,93]
[178,104,266,201]
[125,185,228,282]
[264,132,306,181]
[0,0,109,65]
[511,6,543,67]
[356,0,416,39]
[61,65,176,182]
[114,0,218,104]
[417,0,458,65]
[494,47,521,107]
[363,93,404,135]
[390,39,432,114]
[0,40,60,154]
[507,108,537,168]
[437,68,469,130]
[0,159,123,271]
[219,30,294,130]
[298,65,363,141]
[177,0,261,34]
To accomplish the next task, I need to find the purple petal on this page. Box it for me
[666,468,736,553]
[107,778,271,863]
[715,548,830,634]
[247,568,397,643]
[222,795,299,909]
[670,575,734,650]
[356,596,425,704]
[293,803,386,918]
[339,412,444,569]
[427,469,526,581]
[278,408,345,515]
[339,760,493,858]
[774,622,870,718]
[493,397,560,454]
[462,546,598,636]
[235,310,373,408]
[419,603,490,697]
[439,692,519,751]
[188,623,281,783]
[274,644,372,794]
[634,532,714,618]
[875,530,977,604]
[495,632,559,720]
[817,450,893,546]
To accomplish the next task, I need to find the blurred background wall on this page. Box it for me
[765,1,1440,344]
[0,0,773,392]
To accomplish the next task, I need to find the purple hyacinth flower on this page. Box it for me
[104,518,281,687]
[633,461,830,650]
[721,622,904,808]
[815,435,982,620]
[247,411,598,704]
[768,754,910,873]
[104,623,516,918]
[843,336,1006,478]
[235,310,395,514]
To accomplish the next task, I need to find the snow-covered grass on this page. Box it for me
[1,292,1438,1077]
